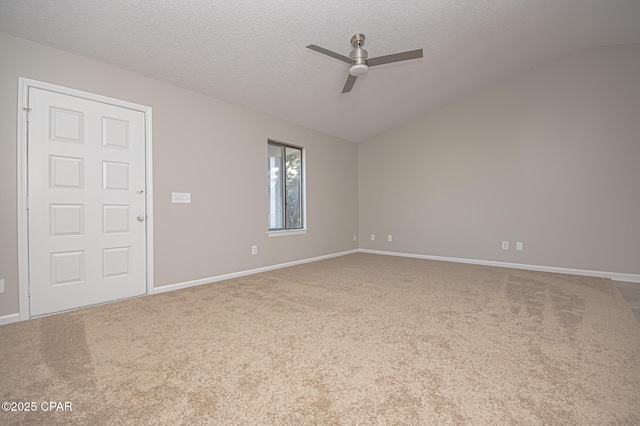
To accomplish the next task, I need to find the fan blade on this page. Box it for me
[367,48,423,67]
[306,45,352,64]
[342,74,357,93]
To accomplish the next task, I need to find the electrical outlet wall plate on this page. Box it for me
[502,241,509,250]
[172,192,191,203]
[0,279,4,294]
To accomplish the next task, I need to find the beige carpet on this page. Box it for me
[1,253,639,425]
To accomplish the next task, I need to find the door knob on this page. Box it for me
[137,215,145,221]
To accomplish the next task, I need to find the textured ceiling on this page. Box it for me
[1,0,640,142]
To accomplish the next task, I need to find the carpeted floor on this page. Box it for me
[1,253,639,425]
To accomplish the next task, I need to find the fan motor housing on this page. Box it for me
[349,47,368,65]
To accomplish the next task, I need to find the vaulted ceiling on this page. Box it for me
[1,0,640,142]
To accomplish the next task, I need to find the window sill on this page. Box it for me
[267,229,308,238]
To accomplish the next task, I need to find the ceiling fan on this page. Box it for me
[307,33,423,93]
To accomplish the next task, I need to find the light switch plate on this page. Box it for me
[172,192,191,203]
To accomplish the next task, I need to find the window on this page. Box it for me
[268,140,304,232]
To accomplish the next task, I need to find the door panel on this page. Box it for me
[28,87,147,316]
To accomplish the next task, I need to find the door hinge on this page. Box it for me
[26,196,29,210]
[23,107,32,122]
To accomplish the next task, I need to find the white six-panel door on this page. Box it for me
[28,87,147,316]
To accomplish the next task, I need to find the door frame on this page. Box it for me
[17,77,154,320]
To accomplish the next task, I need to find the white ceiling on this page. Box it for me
[1,1,640,143]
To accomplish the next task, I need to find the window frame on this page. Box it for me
[267,139,307,237]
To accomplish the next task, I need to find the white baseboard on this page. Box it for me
[154,249,359,294]
[358,249,640,283]
[0,313,21,326]
[7,247,633,325]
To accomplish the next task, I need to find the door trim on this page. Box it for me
[17,78,154,320]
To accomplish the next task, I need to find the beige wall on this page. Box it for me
[359,44,640,274]
[0,33,358,317]
[2,34,638,319]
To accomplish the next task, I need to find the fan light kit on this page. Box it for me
[307,33,423,93]
[350,64,368,76]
